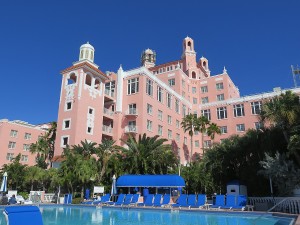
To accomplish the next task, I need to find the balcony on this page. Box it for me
[102,125,113,135]
[104,89,115,103]
[125,108,138,116]
[125,125,138,133]
[103,108,114,118]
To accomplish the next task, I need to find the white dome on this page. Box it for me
[145,48,153,54]
[80,42,94,51]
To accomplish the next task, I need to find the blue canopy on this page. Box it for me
[116,175,185,187]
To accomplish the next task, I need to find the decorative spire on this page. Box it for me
[223,66,227,74]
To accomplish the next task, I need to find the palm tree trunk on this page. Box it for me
[190,135,193,163]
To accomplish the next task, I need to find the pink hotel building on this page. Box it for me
[1,37,299,167]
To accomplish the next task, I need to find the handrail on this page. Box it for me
[267,197,288,212]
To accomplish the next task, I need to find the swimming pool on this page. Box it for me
[0,205,297,225]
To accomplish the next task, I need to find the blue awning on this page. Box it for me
[116,175,185,187]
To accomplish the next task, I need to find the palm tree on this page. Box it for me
[207,123,221,145]
[197,116,210,155]
[72,140,97,158]
[24,166,44,191]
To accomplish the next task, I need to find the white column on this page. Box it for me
[116,65,124,112]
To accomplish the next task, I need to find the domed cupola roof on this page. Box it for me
[79,42,95,62]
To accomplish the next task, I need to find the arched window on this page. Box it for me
[187,41,192,50]
[80,50,84,59]
[94,79,100,90]
[192,71,196,79]
[85,50,89,59]
[90,51,94,61]
[67,73,77,85]
[85,74,92,86]
[203,61,207,69]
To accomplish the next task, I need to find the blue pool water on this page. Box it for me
[0,205,296,225]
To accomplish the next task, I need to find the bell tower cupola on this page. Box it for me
[79,42,95,63]
[141,48,156,68]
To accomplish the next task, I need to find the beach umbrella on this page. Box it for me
[85,188,90,200]
[0,172,8,193]
[111,175,117,196]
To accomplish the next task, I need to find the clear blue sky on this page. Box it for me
[1,0,299,124]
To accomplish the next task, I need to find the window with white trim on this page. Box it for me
[128,103,137,115]
[193,98,197,104]
[10,130,18,138]
[65,101,72,111]
[217,107,227,119]
[147,120,153,131]
[176,120,180,129]
[216,82,224,90]
[204,140,212,148]
[168,129,172,139]
[217,94,224,101]
[146,79,153,96]
[24,133,31,140]
[147,104,153,115]
[201,97,209,104]
[63,119,71,129]
[233,104,245,117]
[87,126,93,134]
[21,155,28,162]
[158,125,163,135]
[158,110,163,121]
[176,133,180,142]
[127,77,139,94]
[167,115,172,125]
[201,86,208,93]
[182,105,186,117]
[201,109,211,120]
[220,126,227,134]
[195,141,200,148]
[23,144,30,151]
[167,93,172,108]
[88,107,94,115]
[168,78,175,87]
[192,87,196,94]
[157,86,163,102]
[236,124,245,132]
[184,137,187,145]
[8,141,16,149]
[6,153,14,161]
[251,101,262,114]
[255,122,263,130]
[61,136,69,147]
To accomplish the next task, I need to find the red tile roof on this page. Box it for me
[61,62,109,79]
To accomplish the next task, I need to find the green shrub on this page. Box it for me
[18,192,29,200]
[72,197,83,204]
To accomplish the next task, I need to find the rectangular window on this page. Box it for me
[217,94,224,101]
[63,119,71,129]
[217,107,227,119]
[192,87,196,94]
[220,126,228,134]
[193,98,197,104]
[175,99,180,113]
[128,103,137,115]
[216,82,224,90]
[236,124,245,132]
[234,104,245,117]
[201,97,209,104]
[204,140,212,148]
[158,110,163,121]
[66,101,72,111]
[24,133,32,140]
[10,130,18,138]
[201,109,211,120]
[87,126,93,134]
[6,153,14,161]
[201,86,208,93]
[157,86,163,102]
[176,120,180,129]
[176,133,180,142]
[168,129,172,139]
[147,120,152,131]
[182,105,186,117]
[147,103,153,115]
[127,77,139,94]
[184,137,187,145]
[158,125,163,135]
[167,115,172,125]
[8,141,16,149]
[167,93,172,108]
[61,136,69,147]
[251,101,262,114]
[88,108,94,114]
[23,144,30,151]
[255,122,263,130]
[195,141,199,148]
[21,155,28,162]
[146,79,153,96]
[168,78,175,87]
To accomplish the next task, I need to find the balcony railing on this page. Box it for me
[102,125,113,134]
[104,89,114,98]
[103,108,114,117]
[125,108,138,116]
[125,125,138,133]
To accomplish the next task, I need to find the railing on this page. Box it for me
[104,89,114,98]
[103,108,114,117]
[43,193,56,203]
[248,197,300,214]
[102,125,113,134]
[125,125,138,133]
[125,108,138,116]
